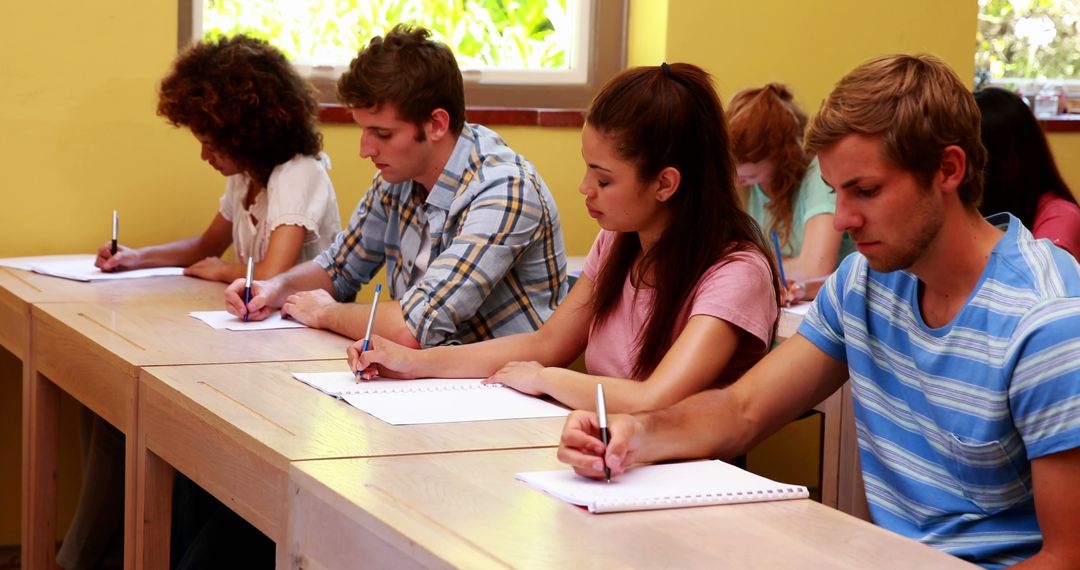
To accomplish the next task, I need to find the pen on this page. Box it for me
[597,383,611,482]
[111,210,119,255]
[243,256,254,322]
[771,229,787,285]
[357,283,382,379]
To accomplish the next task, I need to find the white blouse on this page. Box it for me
[218,153,341,264]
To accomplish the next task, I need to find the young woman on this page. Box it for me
[60,36,340,570]
[346,63,780,414]
[727,84,853,303]
[94,34,341,281]
[976,87,1080,261]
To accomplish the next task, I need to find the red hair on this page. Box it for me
[727,84,810,248]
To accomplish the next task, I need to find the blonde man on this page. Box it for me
[557,54,1080,568]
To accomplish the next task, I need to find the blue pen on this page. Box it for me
[357,284,382,378]
[771,229,788,285]
[242,256,254,322]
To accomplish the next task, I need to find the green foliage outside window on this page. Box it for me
[202,0,569,70]
[976,0,1080,84]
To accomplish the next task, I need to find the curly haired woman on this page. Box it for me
[94,34,341,282]
[59,36,341,570]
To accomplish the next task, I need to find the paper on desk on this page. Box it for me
[189,310,308,331]
[3,255,185,282]
[783,302,812,317]
[293,371,570,425]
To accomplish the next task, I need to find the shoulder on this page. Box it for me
[267,154,333,192]
[466,123,543,187]
[993,218,1080,300]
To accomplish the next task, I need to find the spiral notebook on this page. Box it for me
[292,371,569,425]
[516,460,808,514]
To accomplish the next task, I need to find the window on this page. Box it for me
[976,0,1080,111]
[178,0,627,109]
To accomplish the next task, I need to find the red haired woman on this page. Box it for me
[728,84,854,303]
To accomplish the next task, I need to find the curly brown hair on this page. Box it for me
[337,24,465,137]
[727,84,810,249]
[157,35,322,188]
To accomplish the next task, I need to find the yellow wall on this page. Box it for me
[1,0,1078,548]
[1048,134,1080,201]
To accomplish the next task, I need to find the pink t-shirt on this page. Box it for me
[582,230,778,383]
[1033,192,1080,262]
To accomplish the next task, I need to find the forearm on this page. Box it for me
[271,262,334,305]
[135,236,223,268]
[537,368,666,413]
[411,331,556,378]
[632,388,757,464]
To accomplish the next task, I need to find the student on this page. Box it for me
[728,84,853,303]
[58,35,340,570]
[95,35,340,282]
[348,63,780,414]
[225,24,567,348]
[557,54,1080,568]
[976,86,1080,261]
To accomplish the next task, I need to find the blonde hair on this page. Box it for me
[728,83,810,246]
[805,54,985,205]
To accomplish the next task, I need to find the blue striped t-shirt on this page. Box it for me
[799,215,1080,568]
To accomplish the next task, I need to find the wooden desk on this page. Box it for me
[24,297,350,570]
[136,360,566,568]
[2,270,223,570]
[287,448,973,569]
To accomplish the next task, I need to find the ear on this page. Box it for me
[424,108,452,142]
[936,145,967,195]
[654,166,681,202]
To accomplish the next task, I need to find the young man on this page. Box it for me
[225,25,567,348]
[557,54,1080,568]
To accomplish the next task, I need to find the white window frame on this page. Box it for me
[179,0,626,109]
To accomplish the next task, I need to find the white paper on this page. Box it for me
[12,255,185,282]
[189,310,308,331]
[783,302,812,317]
[517,460,808,513]
[292,372,569,425]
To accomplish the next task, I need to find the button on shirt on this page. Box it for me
[315,123,568,347]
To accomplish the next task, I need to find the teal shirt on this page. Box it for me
[746,157,855,261]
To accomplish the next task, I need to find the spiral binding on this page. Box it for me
[341,382,503,397]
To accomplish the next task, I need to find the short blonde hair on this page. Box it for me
[806,54,985,205]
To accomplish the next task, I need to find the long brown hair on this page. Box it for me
[587,63,780,379]
[727,83,810,248]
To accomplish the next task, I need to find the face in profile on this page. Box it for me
[818,134,944,273]
[578,125,670,237]
[193,132,241,177]
[350,103,433,185]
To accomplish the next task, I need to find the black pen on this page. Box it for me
[111,210,119,255]
[243,256,254,322]
[596,383,611,482]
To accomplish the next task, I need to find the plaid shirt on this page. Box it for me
[315,123,567,347]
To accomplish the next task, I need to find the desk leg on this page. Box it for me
[23,364,60,570]
[136,444,174,570]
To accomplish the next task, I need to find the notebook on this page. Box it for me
[292,371,570,425]
[517,460,808,514]
[189,310,308,331]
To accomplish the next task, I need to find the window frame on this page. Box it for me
[177,0,627,111]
